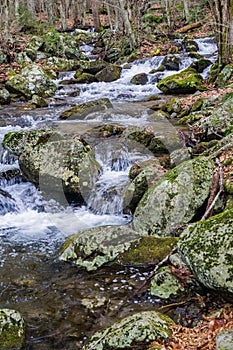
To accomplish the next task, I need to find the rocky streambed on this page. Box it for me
[0,31,233,349]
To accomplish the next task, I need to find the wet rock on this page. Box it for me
[123,159,166,213]
[216,328,233,350]
[150,266,184,299]
[60,225,142,271]
[133,156,215,237]
[43,57,76,72]
[157,68,205,94]
[117,236,178,266]
[178,209,233,295]
[31,94,48,107]
[161,55,180,71]
[0,88,10,104]
[5,65,57,100]
[82,311,174,349]
[130,73,148,85]
[182,38,199,52]
[189,58,212,73]
[0,308,25,350]
[74,71,97,83]
[60,98,113,120]
[95,64,122,82]
[2,128,100,205]
[77,60,108,75]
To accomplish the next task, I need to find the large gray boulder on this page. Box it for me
[0,308,25,350]
[2,128,100,205]
[82,311,174,349]
[133,156,215,237]
[60,225,142,271]
[5,65,56,99]
[178,209,233,295]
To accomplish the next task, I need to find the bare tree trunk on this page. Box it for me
[183,0,190,23]
[27,0,36,18]
[118,0,137,49]
[46,0,54,26]
[91,0,100,31]
[58,0,67,30]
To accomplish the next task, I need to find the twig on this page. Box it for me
[201,158,223,221]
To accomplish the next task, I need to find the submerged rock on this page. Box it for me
[157,68,205,94]
[2,128,100,205]
[150,266,184,299]
[82,311,174,349]
[5,64,57,99]
[133,156,215,237]
[0,308,25,350]
[60,98,113,120]
[178,209,233,295]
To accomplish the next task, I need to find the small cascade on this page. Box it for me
[87,141,132,215]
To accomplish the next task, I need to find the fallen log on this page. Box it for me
[176,21,203,33]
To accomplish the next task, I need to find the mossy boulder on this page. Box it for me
[43,57,76,72]
[5,65,57,99]
[0,308,25,350]
[3,128,100,205]
[161,55,180,71]
[195,96,233,139]
[182,38,199,52]
[150,266,184,299]
[178,209,233,295]
[60,98,113,120]
[157,68,205,94]
[60,225,142,271]
[0,88,10,104]
[123,160,166,213]
[77,60,108,75]
[216,328,233,350]
[189,58,212,73]
[133,156,215,237]
[74,71,97,83]
[130,73,148,85]
[117,236,178,266]
[95,64,122,82]
[82,311,174,350]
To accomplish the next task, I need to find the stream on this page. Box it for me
[0,37,217,349]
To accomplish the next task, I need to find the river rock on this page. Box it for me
[182,38,199,52]
[157,68,205,94]
[161,54,180,70]
[117,236,177,266]
[133,156,215,237]
[60,225,142,271]
[73,71,97,83]
[82,311,173,350]
[60,98,113,120]
[189,58,212,73]
[123,159,166,213]
[130,72,148,85]
[150,266,184,299]
[95,64,122,82]
[195,95,233,139]
[216,328,233,350]
[2,128,100,205]
[0,308,25,350]
[0,88,10,104]
[5,64,57,99]
[77,60,108,75]
[178,209,233,295]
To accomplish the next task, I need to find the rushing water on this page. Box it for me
[0,37,217,349]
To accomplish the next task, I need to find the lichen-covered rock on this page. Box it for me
[216,328,233,350]
[133,157,215,237]
[31,94,48,107]
[161,55,180,71]
[195,95,233,139]
[150,266,184,299]
[60,98,113,120]
[95,64,122,82]
[178,209,233,294]
[82,311,174,349]
[0,308,25,350]
[117,236,178,266]
[74,71,97,83]
[43,57,76,72]
[2,128,100,205]
[215,64,233,88]
[157,68,205,94]
[130,73,148,85]
[60,225,142,270]
[0,88,10,104]
[77,60,108,75]
[5,65,57,99]
[123,160,166,213]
